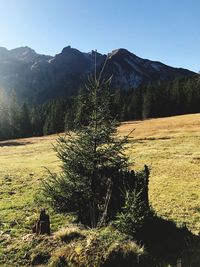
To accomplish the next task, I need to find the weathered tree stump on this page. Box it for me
[33,209,50,235]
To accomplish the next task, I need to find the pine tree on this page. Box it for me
[74,86,91,127]
[0,90,11,140]
[43,100,65,135]
[142,86,152,119]
[19,103,32,137]
[9,91,20,138]
[43,112,54,135]
[64,109,75,131]
[43,71,130,227]
[53,100,65,133]
[114,189,149,236]
[31,106,44,136]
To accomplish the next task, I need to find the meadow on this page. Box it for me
[0,113,200,265]
[120,113,200,234]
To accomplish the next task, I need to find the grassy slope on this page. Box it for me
[119,113,200,234]
[0,113,200,264]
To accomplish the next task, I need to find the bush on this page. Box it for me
[114,188,149,236]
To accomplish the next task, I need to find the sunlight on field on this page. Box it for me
[119,113,200,234]
[0,135,61,234]
[0,113,200,234]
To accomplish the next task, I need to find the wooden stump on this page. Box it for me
[33,209,50,235]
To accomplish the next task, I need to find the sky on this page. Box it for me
[0,0,199,72]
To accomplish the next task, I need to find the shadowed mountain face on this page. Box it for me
[0,46,195,103]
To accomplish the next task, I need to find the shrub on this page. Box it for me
[114,187,150,236]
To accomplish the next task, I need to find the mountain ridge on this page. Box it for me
[0,45,196,103]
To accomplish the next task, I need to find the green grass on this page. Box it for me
[0,135,65,235]
[0,113,200,265]
[1,225,144,266]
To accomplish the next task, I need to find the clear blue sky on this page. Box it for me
[0,0,199,72]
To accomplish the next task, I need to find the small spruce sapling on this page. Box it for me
[43,59,129,227]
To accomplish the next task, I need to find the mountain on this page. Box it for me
[0,45,196,103]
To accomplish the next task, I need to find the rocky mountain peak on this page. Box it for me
[0,47,8,53]
[0,47,9,59]
[60,46,83,57]
[108,48,130,57]
[0,45,196,102]
[9,46,37,62]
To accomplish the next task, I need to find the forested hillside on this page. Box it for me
[0,75,199,141]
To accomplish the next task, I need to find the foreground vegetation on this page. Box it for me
[0,113,200,265]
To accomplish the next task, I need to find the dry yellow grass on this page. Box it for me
[119,113,200,234]
[0,113,200,234]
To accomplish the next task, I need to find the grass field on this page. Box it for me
[120,113,200,234]
[0,113,200,240]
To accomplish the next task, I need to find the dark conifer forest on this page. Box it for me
[0,75,199,141]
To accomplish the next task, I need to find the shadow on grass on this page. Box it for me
[135,215,200,267]
[103,215,200,267]
[0,141,31,147]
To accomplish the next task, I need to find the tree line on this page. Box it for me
[0,75,199,141]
